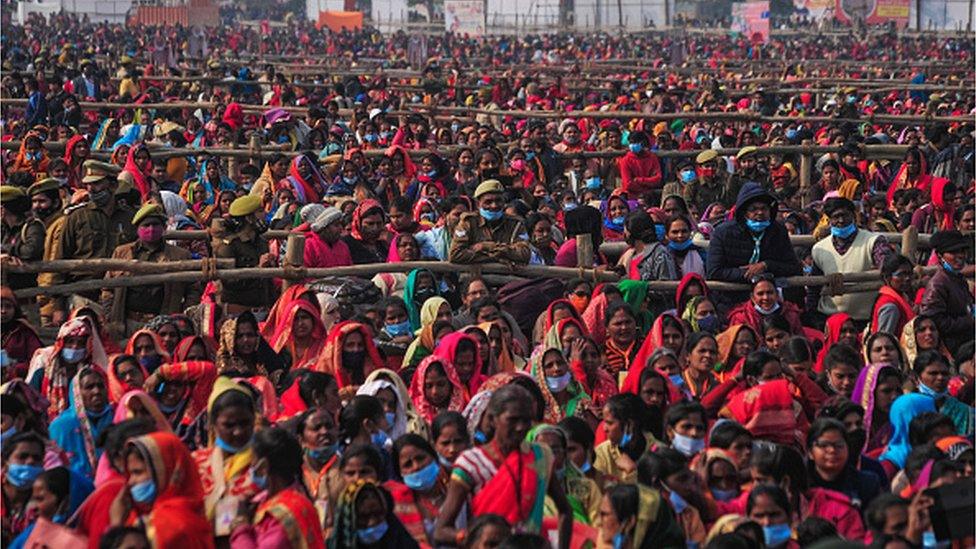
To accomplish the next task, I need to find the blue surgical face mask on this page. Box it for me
[612,532,626,549]
[1,426,17,444]
[384,320,412,338]
[357,521,389,544]
[6,463,44,488]
[473,430,488,444]
[680,170,697,183]
[545,371,572,393]
[711,487,738,502]
[403,460,441,491]
[450,123,460,133]
[668,488,688,514]
[384,412,397,430]
[52,512,68,524]
[580,458,592,473]
[785,129,798,140]
[437,454,453,468]
[249,466,268,490]
[745,219,771,233]
[129,479,157,504]
[763,523,793,548]
[697,314,720,333]
[215,436,250,455]
[611,216,626,226]
[586,177,602,190]
[669,374,685,388]
[671,433,705,457]
[629,143,643,154]
[306,444,338,463]
[619,430,632,449]
[563,202,578,212]
[479,207,503,222]
[343,176,357,185]
[802,264,813,275]
[363,133,378,143]
[654,224,666,241]
[371,429,390,449]
[941,260,957,274]
[61,347,87,364]
[754,302,781,316]
[918,382,948,399]
[830,223,857,239]
[87,405,111,419]
[668,239,693,252]
[138,355,161,372]
[525,151,536,161]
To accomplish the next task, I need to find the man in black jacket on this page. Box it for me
[707,181,802,305]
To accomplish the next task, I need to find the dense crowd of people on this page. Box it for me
[0,10,974,549]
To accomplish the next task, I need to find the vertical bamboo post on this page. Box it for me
[282,233,305,290]
[901,225,919,261]
[799,138,813,207]
[576,233,594,268]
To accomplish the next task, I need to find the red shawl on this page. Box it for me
[311,321,383,388]
[814,312,858,373]
[350,199,384,241]
[268,300,326,370]
[870,286,916,337]
[63,135,88,189]
[408,355,469,423]
[433,332,485,398]
[723,379,806,449]
[122,143,152,200]
[621,312,685,394]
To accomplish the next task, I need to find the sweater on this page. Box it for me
[618,151,663,197]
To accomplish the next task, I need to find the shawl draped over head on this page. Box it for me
[528,346,587,424]
[408,355,469,423]
[714,324,758,379]
[124,432,213,549]
[49,365,114,479]
[851,363,901,454]
[113,390,172,433]
[580,291,611,345]
[36,317,108,419]
[329,480,414,549]
[284,155,326,204]
[350,199,384,241]
[814,312,857,373]
[215,313,268,377]
[462,390,493,440]
[357,368,430,441]
[879,393,937,469]
[106,354,149,404]
[311,321,383,388]
[720,378,806,449]
[403,269,440,331]
[125,328,172,364]
[268,300,326,370]
[621,312,685,394]
[259,284,314,342]
[433,332,486,399]
[122,142,152,200]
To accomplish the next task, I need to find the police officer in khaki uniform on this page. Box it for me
[1,185,46,289]
[45,160,136,325]
[449,179,531,265]
[101,204,198,336]
[211,194,275,313]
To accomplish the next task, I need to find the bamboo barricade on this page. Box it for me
[0,97,968,127]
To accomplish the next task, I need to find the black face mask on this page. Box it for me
[414,288,437,304]
[342,350,366,371]
[89,189,111,208]
[846,428,867,461]
[32,205,58,219]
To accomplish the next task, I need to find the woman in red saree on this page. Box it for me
[433,385,573,545]
[312,321,384,389]
[885,146,947,207]
[621,312,686,394]
[62,134,89,189]
[269,300,327,371]
[125,328,171,372]
[814,313,861,373]
[105,354,148,404]
[408,355,469,424]
[120,143,152,200]
[116,431,213,549]
[433,332,486,399]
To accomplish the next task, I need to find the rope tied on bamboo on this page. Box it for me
[282,261,307,281]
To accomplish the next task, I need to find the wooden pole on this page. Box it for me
[799,138,813,205]
[576,234,594,268]
[901,225,919,261]
[282,234,306,291]
[3,258,235,275]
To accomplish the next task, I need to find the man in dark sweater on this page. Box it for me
[920,230,974,351]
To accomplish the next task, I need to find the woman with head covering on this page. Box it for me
[124,328,170,374]
[191,377,261,531]
[408,356,468,424]
[885,146,947,207]
[9,133,49,177]
[385,434,453,547]
[602,302,642,380]
[285,154,326,204]
[434,385,573,542]
[357,368,429,441]
[115,432,213,548]
[526,423,603,529]
[693,449,745,522]
[105,354,147,404]
[402,269,440,332]
[62,134,89,189]
[269,300,327,371]
[597,474,686,548]
[601,195,630,241]
[727,277,806,341]
[529,346,591,424]
[112,390,172,433]
[328,480,419,549]
[402,297,452,369]
[434,332,486,400]
[814,313,861,373]
[1,286,42,381]
[215,312,282,378]
[713,324,760,383]
[851,364,906,458]
[344,199,388,264]
[119,142,152,200]
[228,427,326,549]
[49,366,114,479]
[879,393,938,477]
[900,314,952,367]
[531,298,583,347]
[8,466,94,549]
[313,321,384,389]
[27,316,108,419]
